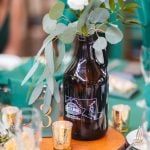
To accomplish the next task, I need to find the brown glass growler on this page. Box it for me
[63,34,108,140]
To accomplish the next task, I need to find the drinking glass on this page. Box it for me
[112,104,130,132]
[15,107,42,150]
[52,120,73,150]
[1,106,19,131]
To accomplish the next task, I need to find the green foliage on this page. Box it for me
[42,14,57,34]
[105,26,123,44]
[109,0,115,11]
[45,42,54,73]
[118,0,124,8]
[53,80,61,103]
[123,3,139,14]
[43,87,52,114]
[49,1,65,20]
[58,25,76,43]
[54,42,65,71]
[22,0,140,113]
[88,8,110,24]
[123,19,141,25]
[28,82,43,105]
[77,0,95,34]
[47,76,54,95]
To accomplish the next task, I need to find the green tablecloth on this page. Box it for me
[0,58,145,134]
[108,61,144,135]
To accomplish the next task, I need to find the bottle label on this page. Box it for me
[65,96,103,120]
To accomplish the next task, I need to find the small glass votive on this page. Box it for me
[112,104,131,132]
[1,106,19,130]
[52,120,73,150]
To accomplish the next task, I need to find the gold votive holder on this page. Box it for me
[112,104,130,132]
[1,106,19,129]
[52,120,73,150]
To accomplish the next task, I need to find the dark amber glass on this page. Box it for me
[63,34,108,140]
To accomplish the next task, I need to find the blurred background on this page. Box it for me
[0,0,56,56]
[0,0,142,61]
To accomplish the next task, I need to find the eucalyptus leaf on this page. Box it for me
[43,87,52,114]
[68,21,78,28]
[93,0,103,7]
[37,66,50,84]
[35,44,46,60]
[123,3,139,10]
[124,19,141,25]
[28,82,43,105]
[42,14,57,34]
[47,76,54,95]
[43,26,65,54]
[93,37,107,51]
[96,24,107,32]
[58,26,76,44]
[87,23,95,35]
[43,23,67,45]
[49,1,65,20]
[44,33,56,46]
[105,26,123,44]
[122,8,135,14]
[88,8,110,23]
[45,42,54,73]
[77,0,95,33]
[55,41,65,71]
[109,0,115,11]
[53,79,61,103]
[118,0,124,8]
[21,61,40,86]
[55,23,67,35]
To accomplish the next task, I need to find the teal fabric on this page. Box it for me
[144,84,150,107]
[58,8,78,25]
[0,58,145,136]
[141,46,150,71]
[0,59,34,107]
[108,60,144,135]
[0,59,63,137]
[146,108,150,131]
[0,16,9,53]
[109,6,124,59]
[136,0,150,47]
[136,0,150,26]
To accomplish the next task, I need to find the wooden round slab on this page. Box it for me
[41,127,125,150]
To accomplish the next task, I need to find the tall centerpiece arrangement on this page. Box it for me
[22,0,139,139]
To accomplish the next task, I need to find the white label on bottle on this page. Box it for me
[65,96,103,120]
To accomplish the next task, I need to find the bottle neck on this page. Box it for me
[75,35,96,60]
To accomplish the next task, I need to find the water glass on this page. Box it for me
[112,104,131,132]
[15,107,42,150]
[52,120,73,150]
[1,106,19,130]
